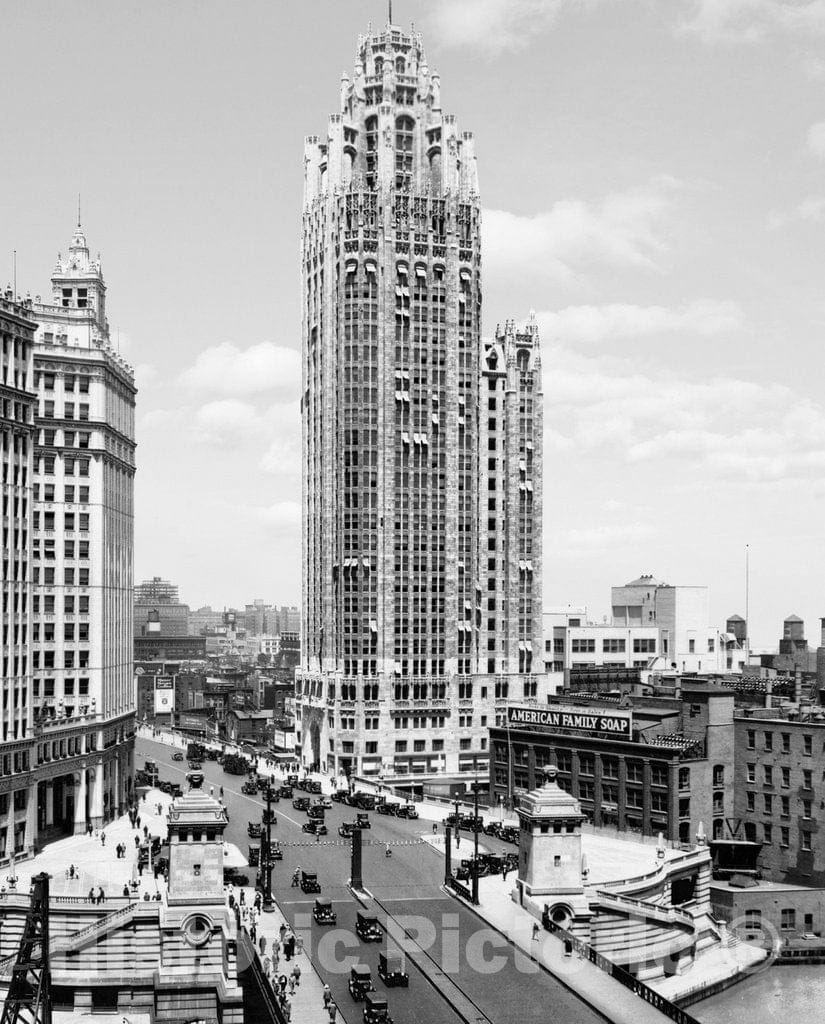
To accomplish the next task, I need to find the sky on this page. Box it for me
[2,0,824,647]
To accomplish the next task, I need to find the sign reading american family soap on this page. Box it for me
[507,704,632,739]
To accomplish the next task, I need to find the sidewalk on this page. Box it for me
[233,883,346,1024]
[10,789,174,903]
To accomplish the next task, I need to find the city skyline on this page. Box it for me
[2,0,825,644]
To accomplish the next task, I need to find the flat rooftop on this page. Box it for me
[580,831,687,886]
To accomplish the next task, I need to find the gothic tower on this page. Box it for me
[297,19,543,782]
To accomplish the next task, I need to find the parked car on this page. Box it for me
[172,752,184,762]
[397,803,418,820]
[483,821,502,838]
[308,804,326,821]
[302,820,328,837]
[248,843,260,867]
[349,964,374,1001]
[169,783,183,798]
[331,789,350,803]
[352,791,376,811]
[378,951,408,988]
[338,822,356,838]
[356,912,382,942]
[355,812,371,830]
[292,797,310,811]
[279,785,293,799]
[316,795,332,809]
[313,897,337,925]
[499,825,519,844]
[377,801,399,816]
[300,870,320,894]
[203,748,219,761]
[242,782,258,796]
[262,809,277,825]
[363,992,393,1024]
[223,867,249,887]
[247,822,262,838]
[308,780,322,795]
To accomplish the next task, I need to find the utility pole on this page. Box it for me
[471,780,480,906]
[262,786,274,913]
[444,825,452,885]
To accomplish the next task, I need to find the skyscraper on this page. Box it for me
[30,222,136,833]
[297,20,544,783]
[0,291,37,857]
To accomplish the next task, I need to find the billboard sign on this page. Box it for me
[507,704,632,740]
[154,677,175,715]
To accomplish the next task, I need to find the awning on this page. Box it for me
[415,265,427,278]
[460,269,471,281]
[369,620,378,632]
[396,263,408,275]
[402,432,410,444]
[525,481,533,492]
[365,261,377,274]
[346,260,357,273]
[421,434,429,446]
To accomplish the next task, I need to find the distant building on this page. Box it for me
[135,575,189,636]
[224,709,273,747]
[189,605,225,635]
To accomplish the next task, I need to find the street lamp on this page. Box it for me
[453,795,461,849]
[262,786,274,913]
[470,779,482,906]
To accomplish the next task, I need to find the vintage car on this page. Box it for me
[248,843,260,867]
[338,821,356,838]
[443,812,466,829]
[397,803,418,820]
[308,804,326,821]
[187,760,203,771]
[262,809,277,825]
[279,785,293,799]
[499,825,519,844]
[287,774,299,787]
[265,839,283,861]
[203,748,219,761]
[241,781,258,796]
[376,800,399,816]
[352,791,376,811]
[355,812,371,830]
[308,780,323,794]
[312,897,337,925]
[300,870,321,894]
[292,796,310,811]
[483,821,502,838]
[171,752,184,762]
[169,783,183,798]
[331,789,350,803]
[363,992,393,1024]
[355,911,382,943]
[348,964,374,1001]
[378,951,409,987]
[247,821,262,838]
[477,853,504,874]
[302,819,328,837]
[223,867,249,887]
[315,795,332,809]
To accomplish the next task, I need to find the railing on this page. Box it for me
[543,918,702,1024]
[593,889,696,929]
[51,903,135,956]
[446,876,472,902]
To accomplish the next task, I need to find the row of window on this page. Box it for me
[746,729,816,755]
[746,763,814,789]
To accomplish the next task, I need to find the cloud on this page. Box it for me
[180,342,300,398]
[679,0,825,44]
[425,0,594,56]
[536,300,744,344]
[483,180,676,287]
[193,399,260,448]
[768,195,825,228]
[543,343,825,485]
[807,121,825,158]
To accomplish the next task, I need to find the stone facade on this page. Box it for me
[30,223,136,835]
[296,18,545,782]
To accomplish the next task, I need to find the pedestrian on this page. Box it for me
[287,975,295,995]
[259,935,266,955]
[250,923,257,944]
[69,864,75,879]
[137,815,141,829]
[322,984,332,1008]
[88,887,95,903]
[122,885,130,898]
[327,1000,337,1023]
[98,886,106,904]
[220,787,224,799]
[279,923,287,944]
[134,835,140,848]
[291,962,301,987]
[291,867,300,888]
[100,831,106,846]
[143,825,148,838]
[284,935,292,962]
[228,893,235,909]
[432,821,437,834]
[138,862,144,877]
[532,922,540,942]
[239,889,245,906]
[278,975,288,995]
[282,997,292,1022]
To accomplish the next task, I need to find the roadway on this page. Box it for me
[138,736,606,1024]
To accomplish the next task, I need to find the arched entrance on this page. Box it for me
[309,722,321,771]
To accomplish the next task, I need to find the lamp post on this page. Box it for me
[262,786,274,913]
[453,795,461,849]
[470,780,481,906]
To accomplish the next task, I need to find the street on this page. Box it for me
[138,736,604,1024]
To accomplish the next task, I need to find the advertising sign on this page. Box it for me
[154,677,175,715]
[507,704,632,739]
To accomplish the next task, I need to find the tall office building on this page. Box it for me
[296,20,544,783]
[30,222,136,834]
[0,291,37,859]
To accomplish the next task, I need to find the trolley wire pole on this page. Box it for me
[0,872,52,1024]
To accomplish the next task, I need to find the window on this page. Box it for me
[781,827,790,847]
[781,908,796,930]
[781,733,790,754]
[802,831,812,852]
[763,793,772,814]
[763,824,772,844]
[763,765,773,786]
[803,734,812,756]
[746,791,755,812]
[688,638,696,653]
[713,765,725,787]
[802,769,812,790]
[745,909,761,930]
[764,732,773,752]
[632,638,656,653]
[413,740,425,752]
[746,763,755,784]
[395,741,407,752]
[571,638,595,653]
[803,800,812,819]
[781,766,790,788]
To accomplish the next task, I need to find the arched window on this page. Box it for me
[365,117,378,190]
[395,57,405,75]
[374,56,384,77]
[395,116,414,189]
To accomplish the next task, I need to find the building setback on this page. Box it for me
[30,222,136,833]
[0,292,37,858]
[296,18,544,782]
